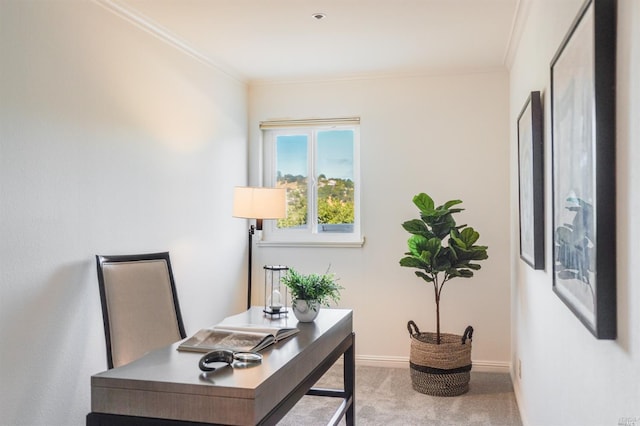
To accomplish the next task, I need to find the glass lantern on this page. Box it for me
[263,265,289,317]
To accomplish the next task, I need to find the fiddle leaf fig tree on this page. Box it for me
[400,193,488,344]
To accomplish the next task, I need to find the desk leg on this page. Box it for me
[344,332,355,426]
[306,332,356,426]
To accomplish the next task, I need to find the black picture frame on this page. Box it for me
[517,91,545,270]
[550,0,616,339]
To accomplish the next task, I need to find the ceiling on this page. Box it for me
[100,0,521,83]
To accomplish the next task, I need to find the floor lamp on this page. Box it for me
[233,186,286,309]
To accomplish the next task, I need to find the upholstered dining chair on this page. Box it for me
[95,252,187,369]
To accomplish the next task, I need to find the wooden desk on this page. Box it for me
[87,308,354,426]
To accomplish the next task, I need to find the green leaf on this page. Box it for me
[449,230,466,249]
[448,242,459,260]
[475,253,489,261]
[442,199,463,209]
[460,227,480,246]
[401,219,433,238]
[418,250,432,264]
[400,256,428,269]
[445,208,464,215]
[468,249,489,261]
[407,235,428,256]
[415,271,434,282]
[430,208,450,218]
[407,235,441,261]
[413,193,434,213]
[458,269,474,278]
[433,257,451,271]
[452,245,488,262]
[424,237,442,256]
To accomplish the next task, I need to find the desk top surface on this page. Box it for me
[91,307,353,400]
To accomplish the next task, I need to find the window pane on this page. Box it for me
[276,135,308,229]
[317,130,354,233]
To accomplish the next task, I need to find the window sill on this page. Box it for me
[257,237,365,248]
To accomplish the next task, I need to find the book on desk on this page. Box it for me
[178,323,299,353]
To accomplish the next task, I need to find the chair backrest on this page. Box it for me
[95,252,186,369]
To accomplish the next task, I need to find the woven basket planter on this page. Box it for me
[407,321,473,397]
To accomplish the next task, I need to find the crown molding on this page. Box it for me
[92,0,247,85]
[250,66,509,87]
[503,0,532,70]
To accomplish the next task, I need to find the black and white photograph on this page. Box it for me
[550,0,617,339]
[517,91,544,270]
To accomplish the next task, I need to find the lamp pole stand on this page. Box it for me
[247,225,254,310]
[247,219,263,310]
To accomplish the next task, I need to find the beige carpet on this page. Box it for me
[278,364,522,425]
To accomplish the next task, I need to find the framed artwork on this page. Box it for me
[517,91,544,270]
[550,0,616,339]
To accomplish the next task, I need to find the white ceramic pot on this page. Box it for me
[292,300,320,322]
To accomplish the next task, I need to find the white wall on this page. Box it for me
[0,2,248,425]
[509,1,640,424]
[249,72,512,369]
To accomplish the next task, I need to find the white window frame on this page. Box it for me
[259,118,363,247]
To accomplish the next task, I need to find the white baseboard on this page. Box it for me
[355,355,408,368]
[472,360,512,373]
[511,373,529,426]
[355,355,511,374]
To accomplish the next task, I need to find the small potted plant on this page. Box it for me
[281,267,343,322]
[400,192,488,396]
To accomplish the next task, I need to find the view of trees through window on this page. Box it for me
[276,173,354,231]
[275,129,355,233]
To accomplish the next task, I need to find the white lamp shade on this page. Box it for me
[233,187,287,219]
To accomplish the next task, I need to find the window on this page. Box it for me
[260,118,362,247]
